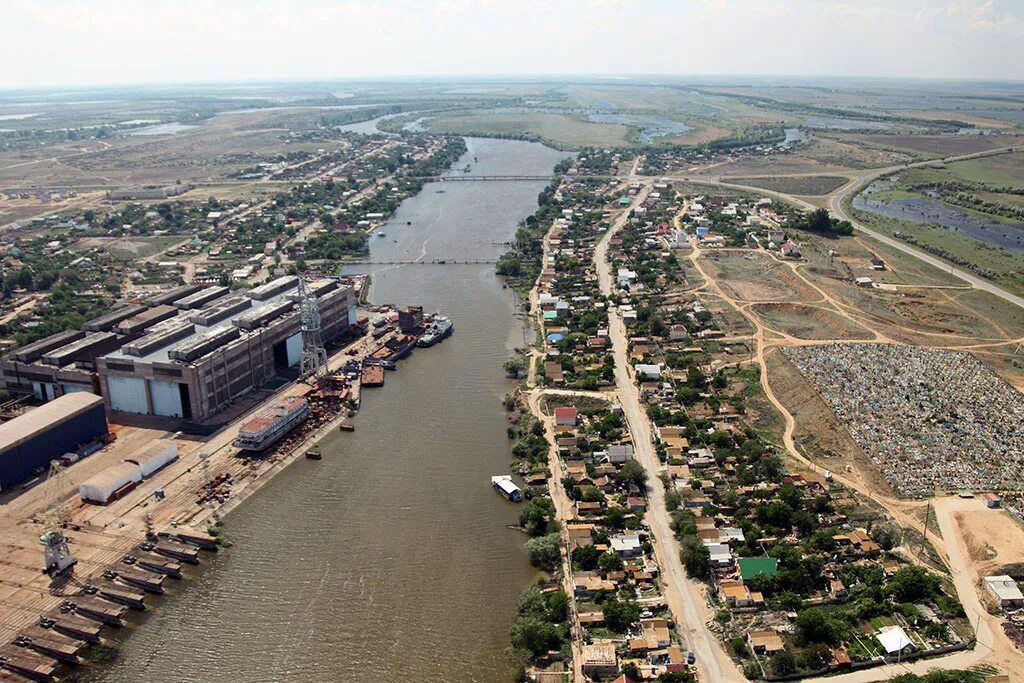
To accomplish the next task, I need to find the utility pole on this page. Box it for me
[918,501,932,559]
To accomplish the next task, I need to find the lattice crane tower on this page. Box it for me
[298,275,328,380]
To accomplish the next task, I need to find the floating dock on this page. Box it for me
[169,530,219,551]
[67,597,127,626]
[43,613,103,644]
[16,626,85,664]
[109,568,166,594]
[133,552,183,578]
[151,540,200,564]
[96,585,146,610]
[0,646,58,682]
[360,365,384,387]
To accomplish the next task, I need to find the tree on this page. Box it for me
[886,566,940,603]
[795,607,840,645]
[771,649,796,675]
[602,595,641,632]
[680,536,710,577]
[525,533,561,571]
[573,544,600,571]
[519,498,555,536]
[510,614,562,658]
[797,642,832,670]
[598,551,624,573]
[617,459,648,490]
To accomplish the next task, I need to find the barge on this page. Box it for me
[234,397,310,452]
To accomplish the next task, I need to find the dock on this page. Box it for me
[108,567,166,594]
[43,613,103,644]
[16,626,85,664]
[96,585,146,610]
[66,596,127,626]
[151,541,200,564]
[0,646,58,682]
[132,552,183,578]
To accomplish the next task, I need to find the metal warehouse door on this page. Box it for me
[107,375,149,414]
[149,379,184,418]
[286,332,302,367]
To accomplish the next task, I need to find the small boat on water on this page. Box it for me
[305,448,322,460]
[339,423,355,432]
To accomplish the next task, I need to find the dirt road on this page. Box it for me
[596,184,748,682]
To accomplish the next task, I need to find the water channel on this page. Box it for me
[89,137,571,682]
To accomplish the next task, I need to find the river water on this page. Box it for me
[89,138,570,682]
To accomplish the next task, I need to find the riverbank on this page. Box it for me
[91,137,571,683]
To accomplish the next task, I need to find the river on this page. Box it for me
[87,138,571,682]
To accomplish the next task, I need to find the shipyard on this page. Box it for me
[0,269,453,681]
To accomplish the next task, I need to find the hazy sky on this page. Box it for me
[1,0,1022,88]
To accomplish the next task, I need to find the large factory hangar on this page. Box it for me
[0,277,358,425]
[0,393,108,491]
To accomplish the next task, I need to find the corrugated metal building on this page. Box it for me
[0,278,358,426]
[0,393,108,490]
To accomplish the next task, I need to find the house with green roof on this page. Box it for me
[739,557,778,580]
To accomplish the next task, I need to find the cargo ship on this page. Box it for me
[234,397,310,452]
[416,315,453,347]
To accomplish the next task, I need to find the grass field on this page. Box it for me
[422,111,630,149]
[728,175,849,196]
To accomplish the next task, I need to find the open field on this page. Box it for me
[69,235,188,260]
[956,509,1024,577]
[749,302,873,340]
[727,174,849,195]
[422,111,630,149]
[849,203,1024,298]
[699,251,817,302]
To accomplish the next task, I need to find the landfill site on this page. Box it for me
[0,283,445,681]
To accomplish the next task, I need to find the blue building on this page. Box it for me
[0,393,107,491]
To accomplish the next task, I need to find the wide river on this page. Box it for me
[90,138,570,682]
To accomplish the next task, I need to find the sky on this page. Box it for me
[1,0,1022,88]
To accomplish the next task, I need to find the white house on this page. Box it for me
[635,364,663,380]
[986,575,1024,608]
[876,626,915,657]
[607,444,634,464]
[610,533,642,559]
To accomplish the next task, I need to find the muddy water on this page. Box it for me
[90,138,570,682]
[854,190,1024,256]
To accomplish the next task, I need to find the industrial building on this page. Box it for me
[0,277,358,425]
[0,393,108,491]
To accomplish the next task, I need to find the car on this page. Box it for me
[687,652,696,665]
[640,610,653,618]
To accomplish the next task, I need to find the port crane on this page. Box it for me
[39,460,76,576]
[298,275,328,380]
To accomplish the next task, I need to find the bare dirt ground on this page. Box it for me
[956,509,1024,577]
[750,302,874,340]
